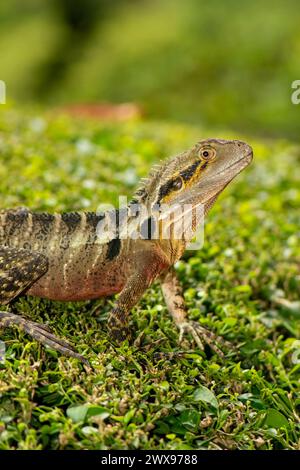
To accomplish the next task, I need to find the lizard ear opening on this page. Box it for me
[171,176,184,191]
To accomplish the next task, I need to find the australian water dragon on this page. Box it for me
[0,138,253,364]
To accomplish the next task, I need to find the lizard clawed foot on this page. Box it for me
[0,311,89,366]
[107,313,131,343]
[177,321,231,358]
[109,326,131,343]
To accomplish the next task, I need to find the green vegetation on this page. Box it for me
[0,108,299,449]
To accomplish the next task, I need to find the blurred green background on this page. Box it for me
[0,0,299,138]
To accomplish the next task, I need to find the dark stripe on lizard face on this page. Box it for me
[179,160,201,181]
[157,179,176,203]
[157,160,203,203]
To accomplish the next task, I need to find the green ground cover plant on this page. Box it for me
[0,108,299,449]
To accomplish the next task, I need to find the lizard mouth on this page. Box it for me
[214,151,253,179]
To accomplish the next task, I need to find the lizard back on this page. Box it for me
[0,208,129,300]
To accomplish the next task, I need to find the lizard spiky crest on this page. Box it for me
[132,153,186,205]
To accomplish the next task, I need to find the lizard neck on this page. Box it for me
[153,238,186,265]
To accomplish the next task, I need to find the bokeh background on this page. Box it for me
[1,0,299,138]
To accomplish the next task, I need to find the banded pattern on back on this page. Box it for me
[0,208,107,254]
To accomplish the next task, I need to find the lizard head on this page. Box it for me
[132,138,253,251]
[134,138,252,209]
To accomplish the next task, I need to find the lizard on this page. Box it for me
[0,138,253,364]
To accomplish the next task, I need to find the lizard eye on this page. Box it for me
[172,176,183,191]
[199,147,216,160]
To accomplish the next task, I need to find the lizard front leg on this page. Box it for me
[0,246,87,364]
[160,267,230,357]
[108,256,163,342]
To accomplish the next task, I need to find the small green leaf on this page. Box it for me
[86,406,110,420]
[67,404,89,423]
[124,408,136,424]
[166,433,176,440]
[234,284,252,294]
[193,385,218,409]
[167,416,187,435]
[154,420,170,435]
[81,426,98,436]
[179,409,200,432]
[159,381,170,391]
[263,409,289,428]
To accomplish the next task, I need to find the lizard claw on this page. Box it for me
[177,321,231,358]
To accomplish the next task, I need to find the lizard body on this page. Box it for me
[0,138,253,363]
[0,210,168,301]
